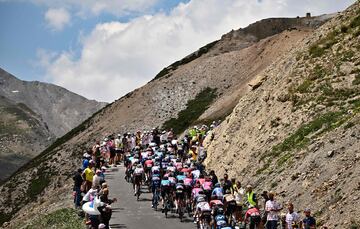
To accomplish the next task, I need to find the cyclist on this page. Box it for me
[212,183,224,200]
[223,189,237,225]
[194,196,211,226]
[244,205,261,229]
[160,176,172,210]
[133,164,144,197]
[175,180,186,218]
[213,207,228,229]
[151,170,161,208]
[202,177,213,201]
[144,157,154,182]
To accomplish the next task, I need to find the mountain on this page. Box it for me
[0,69,106,181]
[0,96,53,182]
[1,2,359,228]
[0,68,107,137]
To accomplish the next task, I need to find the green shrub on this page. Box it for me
[341,25,349,33]
[271,111,345,154]
[313,64,327,79]
[353,74,360,85]
[27,173,50,200]
[350,11,360,28]
[162,87,217,134]
[341,50,355,61]
[296,79,313,93]
[24,208,83,229]
[309,30,339,57]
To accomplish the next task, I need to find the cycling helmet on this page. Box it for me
[149,142,156,147]
[197,196,206,202]
[217,208,224,215]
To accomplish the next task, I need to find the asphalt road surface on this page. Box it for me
[106,165,193,229]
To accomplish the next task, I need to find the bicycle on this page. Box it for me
[197,210,212,229]
[163,192,173,218]
[177,198,185,222]
[153,188,160,211]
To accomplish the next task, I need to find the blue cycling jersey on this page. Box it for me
[161,180,171,186]
[212,187,224,197]
[152,176,161,188]
[176,175,186,181]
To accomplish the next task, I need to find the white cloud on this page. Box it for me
[45,8,71,31]
[30,0,160,17]
[43,0,356,102]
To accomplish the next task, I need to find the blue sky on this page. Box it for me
[0,0,356,102]
[0,0,190,81]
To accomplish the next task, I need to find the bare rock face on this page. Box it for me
[204,2,360,227]
[0,69,106,181]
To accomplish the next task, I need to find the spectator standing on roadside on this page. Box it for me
[265,191,282,229]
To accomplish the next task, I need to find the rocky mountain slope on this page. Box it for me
[0,8,350,229]
[0,69,107,137]
[0,69,106,181]
[205,2,360,228]
[0,96,53,182]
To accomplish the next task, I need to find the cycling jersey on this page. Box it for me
[151,166,160,173]
[210,199,223,207]
[134,168,144,176]
[181,168,192,175]
[168,177,177,185]
[196,202,211,212]
[202,181,213,191]
[175,162,183,170]
[161,179,171,187]
[184,178,193,186]
[192,188,203,199]
[144,160,153,168]
[151,176,161,189]
[214,214,227,227]
[176,175,186,182]
[191,170,200,179]
[197,178,206,185]
[212,187,224,200]
[167,166,176,172]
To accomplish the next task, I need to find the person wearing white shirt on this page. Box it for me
[285,202,300,229]
[265,192,282,229]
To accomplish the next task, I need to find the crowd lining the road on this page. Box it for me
[74,122,319,229]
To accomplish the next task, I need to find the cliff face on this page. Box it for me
[0,12,338,228]
[0,69,106,181]
[205,2,360,227]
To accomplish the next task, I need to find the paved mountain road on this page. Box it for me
[106,166,192,229]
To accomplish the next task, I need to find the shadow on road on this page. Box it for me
[110,223,127,228]
[137,197,152,202]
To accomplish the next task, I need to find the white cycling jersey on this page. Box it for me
[197,202,211,212]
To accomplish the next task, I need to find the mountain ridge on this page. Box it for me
[0,68,106,182]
